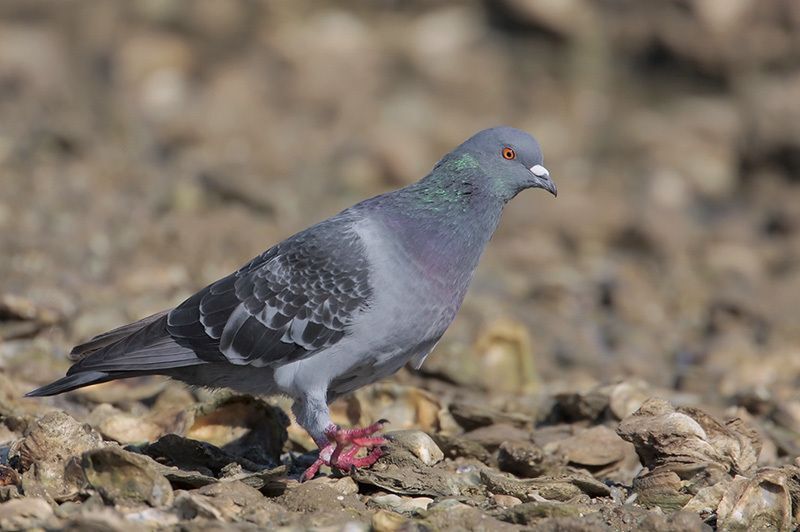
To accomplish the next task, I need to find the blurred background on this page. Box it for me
[2,0,800,413]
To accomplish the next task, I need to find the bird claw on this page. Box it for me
[301,420,388,481]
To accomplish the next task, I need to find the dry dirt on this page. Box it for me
[2,1,800,530]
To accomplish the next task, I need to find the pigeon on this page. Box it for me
[27,126,555,480]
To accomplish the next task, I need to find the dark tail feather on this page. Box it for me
[70,309,170,360]
[68,313,203,374]
[27,312,204,398]
[25,371,114,397]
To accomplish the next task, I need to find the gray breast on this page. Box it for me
[322,217,458,399]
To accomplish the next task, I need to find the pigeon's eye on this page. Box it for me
[502,147,516,160]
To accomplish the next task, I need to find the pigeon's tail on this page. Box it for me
[69,309,170,360]
[26,371,116,396]
[26,311,205,397]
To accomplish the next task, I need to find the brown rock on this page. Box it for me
[385,430,444,466]
[716,468,794,532]
[449,400,532,431]
[87,404,163,444]
[140,433,242,477]
[342,384,443,434]
[422,498,518,531]
[10,411,105,501]
[473,319,539,394]
[553,425,635,470]
[351,447,479,498]
[274,476,368,527]
[492,0,592,38]
[497,440,548,478]
[430,433,493,464]
[618,398,762,510]
[174,480,285,524]
[0,497,56,530]
[495,501,597,525]
[0,465,20,488]
[12,411,104,470]
[182,393,289,467]
[480,468,611,502]
[462,423,532,452]
[551,388,610,423]
[492,493,523,508]
[371,493,433,515]
[81,447,174,507]
[371,509,409,532]
[618,398,761,476]
[607,380,651,420]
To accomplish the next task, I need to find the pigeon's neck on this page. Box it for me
[370,162,506,290]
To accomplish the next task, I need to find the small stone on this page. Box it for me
[351,447,477,497]
[422,499,518,531]
[0,497,55,530]
[480,468,611,502]
[276,478,367,514]
[492,494,522,508]
[61,509,138,531]
[551,389,609,423]
[496,501,595,525]
[345,384,442,433]
[12,411,105,470]
[386,430,444,466]
[124,507,180,528]
[372,494,433,515]
[225,465,287,493]
[10,411,105,500]
[430,433,493,464]
[618,397,763,508]
[607,380,651,420]
[371,509,408,532]
[716,469,793,531]
[183,394,289,467]
[307,475,359,496]
[497,440,547,478]
[462,423,531,452]
[88,404,162,444]
[473,319,538,394]
[553,425,632,467]
[492,0,591,38]
[81,447,174,507]
[632,468,691,510]
[139,433,240,477]
[173,481,285,524]
[0,465,20,488]
[449,400,531,432]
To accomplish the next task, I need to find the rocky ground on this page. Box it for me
[2,0,800,530]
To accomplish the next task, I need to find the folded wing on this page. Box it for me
[167,218,373,367]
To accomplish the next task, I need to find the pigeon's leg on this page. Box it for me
[333,440,385,469]
[299,440,334,481]
[324,420,388,472]
[294,395,388,480]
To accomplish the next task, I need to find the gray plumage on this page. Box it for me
[27,126,555,446]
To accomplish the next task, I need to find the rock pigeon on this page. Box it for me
[27,126,556,479]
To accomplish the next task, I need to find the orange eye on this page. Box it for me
[502,147,516,160]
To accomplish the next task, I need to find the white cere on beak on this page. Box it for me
[530,164,549,178]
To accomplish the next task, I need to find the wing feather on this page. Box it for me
[166,216,373,367]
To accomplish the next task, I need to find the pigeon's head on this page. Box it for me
[450,127,556,202]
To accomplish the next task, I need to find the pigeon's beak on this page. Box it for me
[530,164,557,197]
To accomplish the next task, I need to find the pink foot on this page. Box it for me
[301,419,388,481]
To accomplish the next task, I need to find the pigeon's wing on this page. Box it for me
[166,218,373,367]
